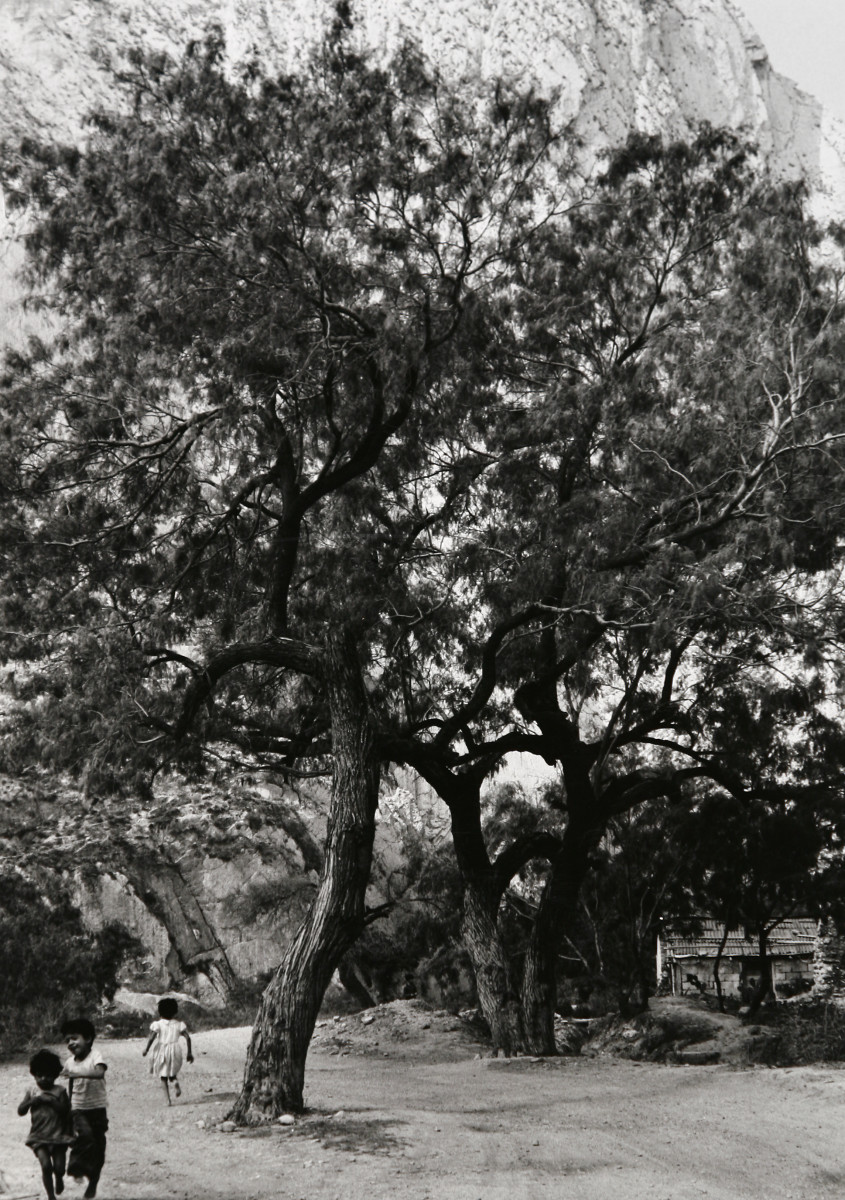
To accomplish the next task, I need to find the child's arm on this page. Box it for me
[69,1061,106,1079]
[141,1031,157,1057]
[183,1028,194,1063]
[17,1087,33,1117]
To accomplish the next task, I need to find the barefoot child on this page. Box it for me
[142,997,194,1105]
[61,1018,108,1200]
[17,1049,73,1200]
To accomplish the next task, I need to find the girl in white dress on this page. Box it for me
[141,998,194,1105]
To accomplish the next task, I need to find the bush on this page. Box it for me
[0,868,142,1058]
[773,1001,845,1064]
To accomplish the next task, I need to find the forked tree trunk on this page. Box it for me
[229,630,379,1121]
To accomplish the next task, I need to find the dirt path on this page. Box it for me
[2,1024,845,1200]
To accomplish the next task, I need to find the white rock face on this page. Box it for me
[0,0,842,343]
[1,0,843,342]
[0,0,841,199]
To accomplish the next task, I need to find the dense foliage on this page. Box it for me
[0,870,140,1057]
[0,24,563,796]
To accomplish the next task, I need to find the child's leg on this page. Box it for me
[69,1108,107,1199]
[34,1146,56,1200]
[171,1074,181,1098]
[52,1146,66,1194]
[82,1116,107,1199]
[160,1076,171,1104]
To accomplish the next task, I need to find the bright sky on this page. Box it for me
[732,1,845,119]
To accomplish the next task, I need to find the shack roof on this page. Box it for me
[660,918,817,959]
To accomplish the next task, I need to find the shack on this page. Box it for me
[657,918,816,1000]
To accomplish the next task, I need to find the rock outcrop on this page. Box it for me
[0,0,841,198]
[0,767,447,1005]
[0,772,327,1004]
[2,0,844,347]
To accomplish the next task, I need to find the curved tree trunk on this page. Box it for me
[388,752,535,1055]
[418,765,528,1054]
[229,629,379,1121]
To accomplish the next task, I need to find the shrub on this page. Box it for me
[773,1001,845,1064]
[0,868,142,1057]
[338,837,467,1009]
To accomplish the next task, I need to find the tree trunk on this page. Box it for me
[229,629,379,1121]
[746,928,773,1019]
[713,924,730,1012]
[461,873,526,1054]
[518,777,604,1051]
[520,827,599,1055]
[123,857,239,1002]
[444,770,528,1054]
[390,753,531,1054]
[515,676,604,1055]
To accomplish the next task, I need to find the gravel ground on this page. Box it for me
[2,1002,845,1200]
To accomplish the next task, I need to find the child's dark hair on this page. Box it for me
[157,997,179,1019]
[61,1017,96,1041]
[30,1049,63,1080]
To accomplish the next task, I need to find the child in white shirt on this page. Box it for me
[61,1019,107,1200]
[142,997,194,1105]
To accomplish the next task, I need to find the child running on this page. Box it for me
[142,997,193,1104]
[17,1049,74,1200]
[61,1018,108,1200]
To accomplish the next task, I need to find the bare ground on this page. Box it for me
[2,999,845,1200]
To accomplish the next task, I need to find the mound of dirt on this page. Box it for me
[578,996,780,1065]
[311,998,491,1062]
[312,996,780,1068]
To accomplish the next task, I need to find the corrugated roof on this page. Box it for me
[661,918,817,959]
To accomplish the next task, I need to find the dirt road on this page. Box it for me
[2,1022,845,1200]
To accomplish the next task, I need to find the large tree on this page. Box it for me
[0,24,567,1114]
[5,16,845,1107]
[380,131,845,1052]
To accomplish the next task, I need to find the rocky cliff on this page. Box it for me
[0,771,328,1003]
[0,766,447,1006]
[2,0,844,345]
[0,0,842,196]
